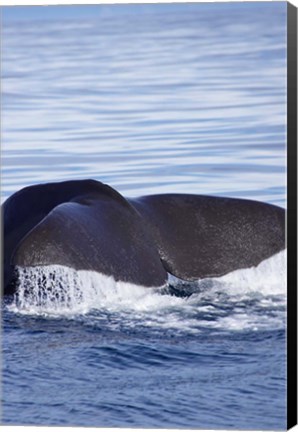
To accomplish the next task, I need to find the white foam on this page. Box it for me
[8,265,164,317]
[7,250,287,333]
[210,249,286,296]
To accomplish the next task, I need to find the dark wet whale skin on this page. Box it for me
[2,179,285,296]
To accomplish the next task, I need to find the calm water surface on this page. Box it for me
[2,2,287,429]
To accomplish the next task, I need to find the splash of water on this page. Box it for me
[7,250,286,333]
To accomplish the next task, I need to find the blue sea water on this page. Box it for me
[1,2,287,430]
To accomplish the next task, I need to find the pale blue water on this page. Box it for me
[2,2,287,429]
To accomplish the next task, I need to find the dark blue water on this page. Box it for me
[2,2,287,429]
[3,306,286,429]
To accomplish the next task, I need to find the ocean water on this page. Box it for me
[1,2,287,430]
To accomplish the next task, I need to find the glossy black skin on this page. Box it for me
[2,179,286,296]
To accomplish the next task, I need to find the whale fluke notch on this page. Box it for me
[2,179,286,296]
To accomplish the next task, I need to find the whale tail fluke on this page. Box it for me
[3,180,286,296]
